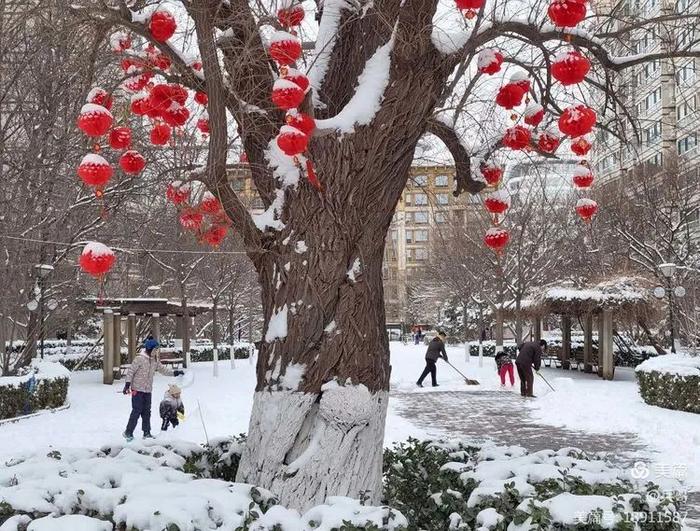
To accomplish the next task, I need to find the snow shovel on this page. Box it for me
[446,361,480,385]
[537,371,556,392]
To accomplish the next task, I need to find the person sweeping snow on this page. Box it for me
[122,337,184,441]
[159,384,185,431]
[495,350,515,387]
[416,331,448,387]
[515,339,546,397]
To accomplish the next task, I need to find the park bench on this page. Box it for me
[542,355,559,368]
[159,349,184,369]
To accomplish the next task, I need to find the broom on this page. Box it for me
[445,361,480,385]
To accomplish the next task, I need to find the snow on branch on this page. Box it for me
[425,118,485,196]
[314,32,396,134]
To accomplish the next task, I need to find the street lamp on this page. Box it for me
[653,262,685,353]
[30,264,54,359]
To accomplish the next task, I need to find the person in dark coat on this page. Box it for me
[416,331,448,387]
[515,339,546,397]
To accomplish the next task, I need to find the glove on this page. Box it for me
[173,370,184,377]
[122,382,131,395]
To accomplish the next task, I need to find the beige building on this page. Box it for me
[383,166,479,324]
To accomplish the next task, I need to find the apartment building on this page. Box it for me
[593,0,700,180]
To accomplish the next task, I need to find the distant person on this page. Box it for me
[122,337,184,441]
[414,327,423,345]
[515,339,546,397]
[416,331,448,387]
[495,350,515,387]
[160,383,185,432]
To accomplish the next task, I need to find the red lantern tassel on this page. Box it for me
[306,159,322,191]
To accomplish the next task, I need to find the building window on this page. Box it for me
[436,193,449,205]
[415,248,428,261]
[644,87,661,111]
[405,230,413,243]
[414,211,428,223]
[434,212,446,223]
[435,174,449,187]
[677,96,696,120]
[404,193,412,205]
[678,134,698,155]
[645,121,662,144]
[231,179,245,191]
[413,175,428,186]
[414,193,428,205]
[676,61,696,85]
[415,230,428,242]
[405,212,413,223]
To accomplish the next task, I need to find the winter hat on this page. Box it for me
[144,338,160,351]
[168,384,181,396]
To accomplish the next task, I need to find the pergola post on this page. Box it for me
[127,313,137,362]
[112,314,122,380]
[583,313,593,373]
[601,309,615,380]
[534,317,542,342]
[561,315,571,370]
[183,314,191,367]
[151,313,160,341]
[103,310,114,385]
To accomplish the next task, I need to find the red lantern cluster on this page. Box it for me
[571,136,592,156]
[477,49,504,75]
[200,192,222,214]
[87,88,112,110]
[149,9,177,42]
[110,31,131,52]
[201,225,228,247]
[524,103,545,127]
[480,163,503,186]
[108,127,131,150]
[484,190,510,222]
[197,116,210,134]
[537,130,560,153]
[150,122,172,146]
[277,125,309,156]
[77,104,113,137]
[496,83,526,110]
[78,154,113,188]
[278,4,305,27]
[548,0,587,27]
[272,79,306,110]
[558,105,596,137]
[455,0,483,18]
[572,165,594,188]
[269,31,302,66]
[194,91,208,105]
[79,242,116,278]
[551,50,591,85]
[119,150,146,175]
[166,181,191,205]
[502,126,532,150]
[575,198,598,221]
[179,208,204,231]
[484,227,510,254]
[284,68,310,93]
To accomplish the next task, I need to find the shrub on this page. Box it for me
[188,345,251,363]
[0,362,69,421]
[636,355,700,414]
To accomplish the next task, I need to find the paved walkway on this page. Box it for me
[390,389,699,527]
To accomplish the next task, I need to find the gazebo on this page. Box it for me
[512,276,658,380]
[82,298,212,384]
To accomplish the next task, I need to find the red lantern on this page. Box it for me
[537,131,560,153]
[477,49,504,75]
[572,166,594,188]
[200,191,222,214]
[524,103,545,127]
[119,150,146,175]
[484,227,510,253]
[150,123,172,146]
[551,50,590,85]
[277,125,308,156]
[559,105,596,137]
[272,78,306,110]
[269,31,302,66]
[510,71,531,92]
[455,0,483,17]
[575,198,598,221]
[191,60,203,71]
[484,190,510,216]
[162,104,190,127]
[120,57,145,72]
[240,152,249,163]
[480,163,503,186]
[201,225,228,247]
[79,242,116,278]
[166,181,191,204]
[149,84,186,113]
[197,117,210,134]
[130,92,151,116]
[496,83,526,109]
[502,126,532,150]
[149,9,177,42]
[152,52,172,71]
[285,68,310,93]
[278,5,305,27]
[78,154,113,187]
[108,127,131,150]
[571,136,592,156]
[77,104,113,137]
[87,88,112,110]
[179,209,203,230]
[286,112,315,135]
[548,0,587,27]
[110,31,131,52]
[194,91,208,105]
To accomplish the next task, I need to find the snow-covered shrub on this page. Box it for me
[383,438,685,530]
[0,440,406,531]
[182,435,247,481]
[188,344,252,363]
[0,362,69,420]
[636,354,700,414]
[468,342,517,358]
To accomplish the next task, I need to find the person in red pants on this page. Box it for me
[495,351,515,386]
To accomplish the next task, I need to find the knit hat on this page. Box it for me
[144,338,160,351]
[168,384,181,396]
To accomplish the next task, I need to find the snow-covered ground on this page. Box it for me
[1,342,697,495]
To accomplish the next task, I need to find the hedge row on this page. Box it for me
[636,370,700,414]
[0,364,70,421]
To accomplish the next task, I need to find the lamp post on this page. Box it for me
[32,264,54,359]
[654,263,685,354]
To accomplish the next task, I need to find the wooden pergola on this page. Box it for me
[82,298,212,385]
[511,276,658,380]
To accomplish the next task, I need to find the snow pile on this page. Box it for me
[264,305,289,343]
[636,353,700,377]
[0,440,406,531]
[0,361,70,388]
